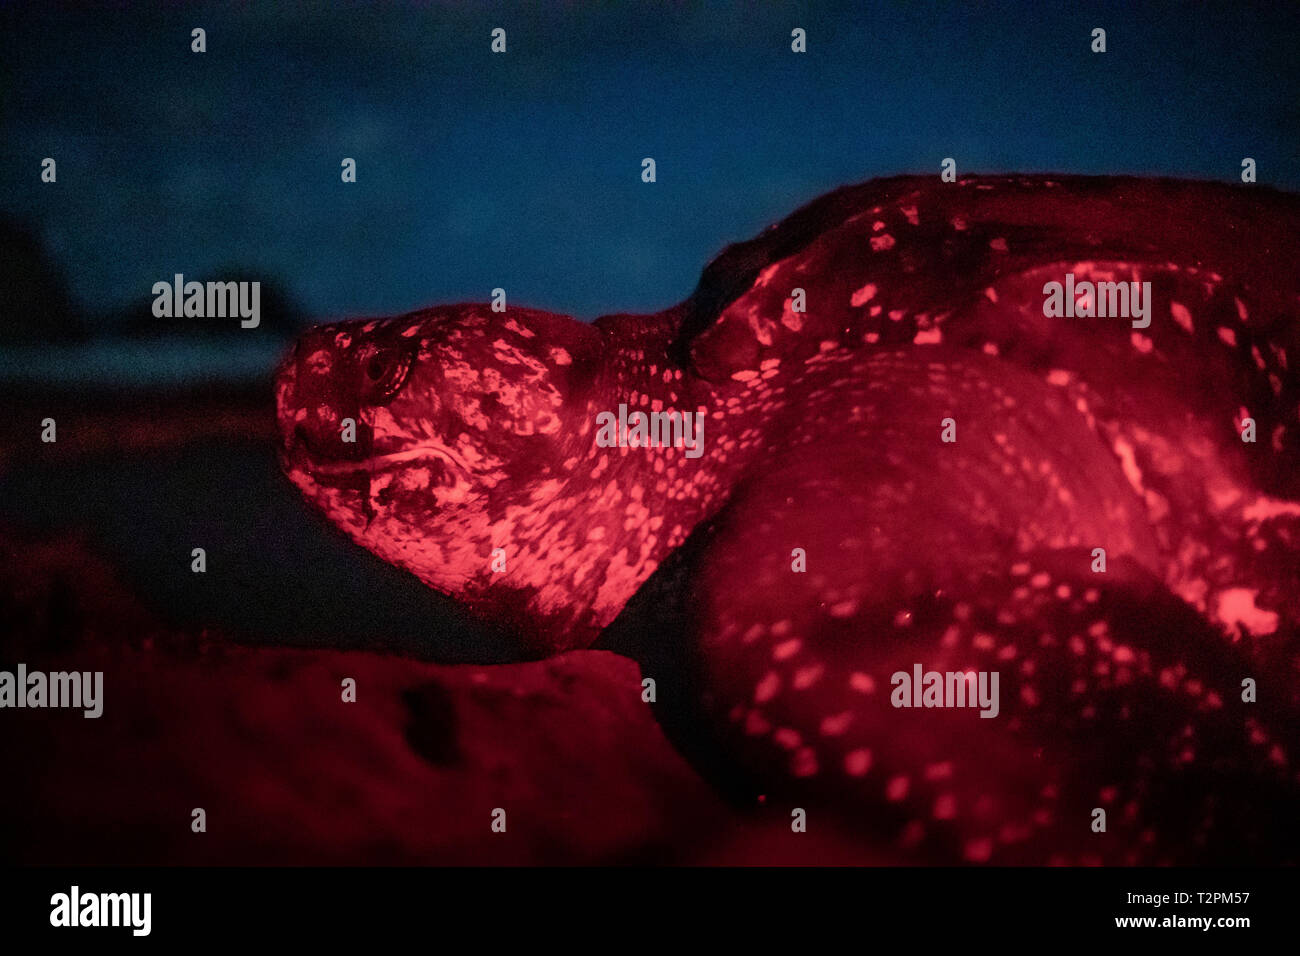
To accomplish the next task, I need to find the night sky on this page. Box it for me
[2,0,1298,340]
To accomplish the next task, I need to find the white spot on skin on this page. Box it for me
[1170,301,1194,334]
[870,234,896,252]
[844,749,872,777]
[819,711,853,736]
[791,748,819,778]
[306,350,333,375]
[773,728,802,750]
[1242,496,1300,522]
[753,262,783,290]
[1215,588,1280,635]
[886,775,910,802]
[849,672,875,694]
[850,283,878,307]
[755,672,781,703]
[773,638,802,661]
[1112,436,1145,494]
[793,664,824,689]
[1208,479,1243,513]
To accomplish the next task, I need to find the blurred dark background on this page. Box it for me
[1,0,1297,657]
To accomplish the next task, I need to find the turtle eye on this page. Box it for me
[359,343,414,404]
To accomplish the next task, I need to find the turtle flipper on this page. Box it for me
[678,465,1299,864]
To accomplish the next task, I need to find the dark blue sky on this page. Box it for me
[2,0,1298,324]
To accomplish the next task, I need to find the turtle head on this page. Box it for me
[276,304,603,618]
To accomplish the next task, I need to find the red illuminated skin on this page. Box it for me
[278,175,1300,863]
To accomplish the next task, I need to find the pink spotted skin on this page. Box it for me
[277,175,1300,864]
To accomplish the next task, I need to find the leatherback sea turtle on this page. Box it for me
[276,175,1300,864]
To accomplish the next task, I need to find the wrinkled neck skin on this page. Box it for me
[482,309,736,652]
